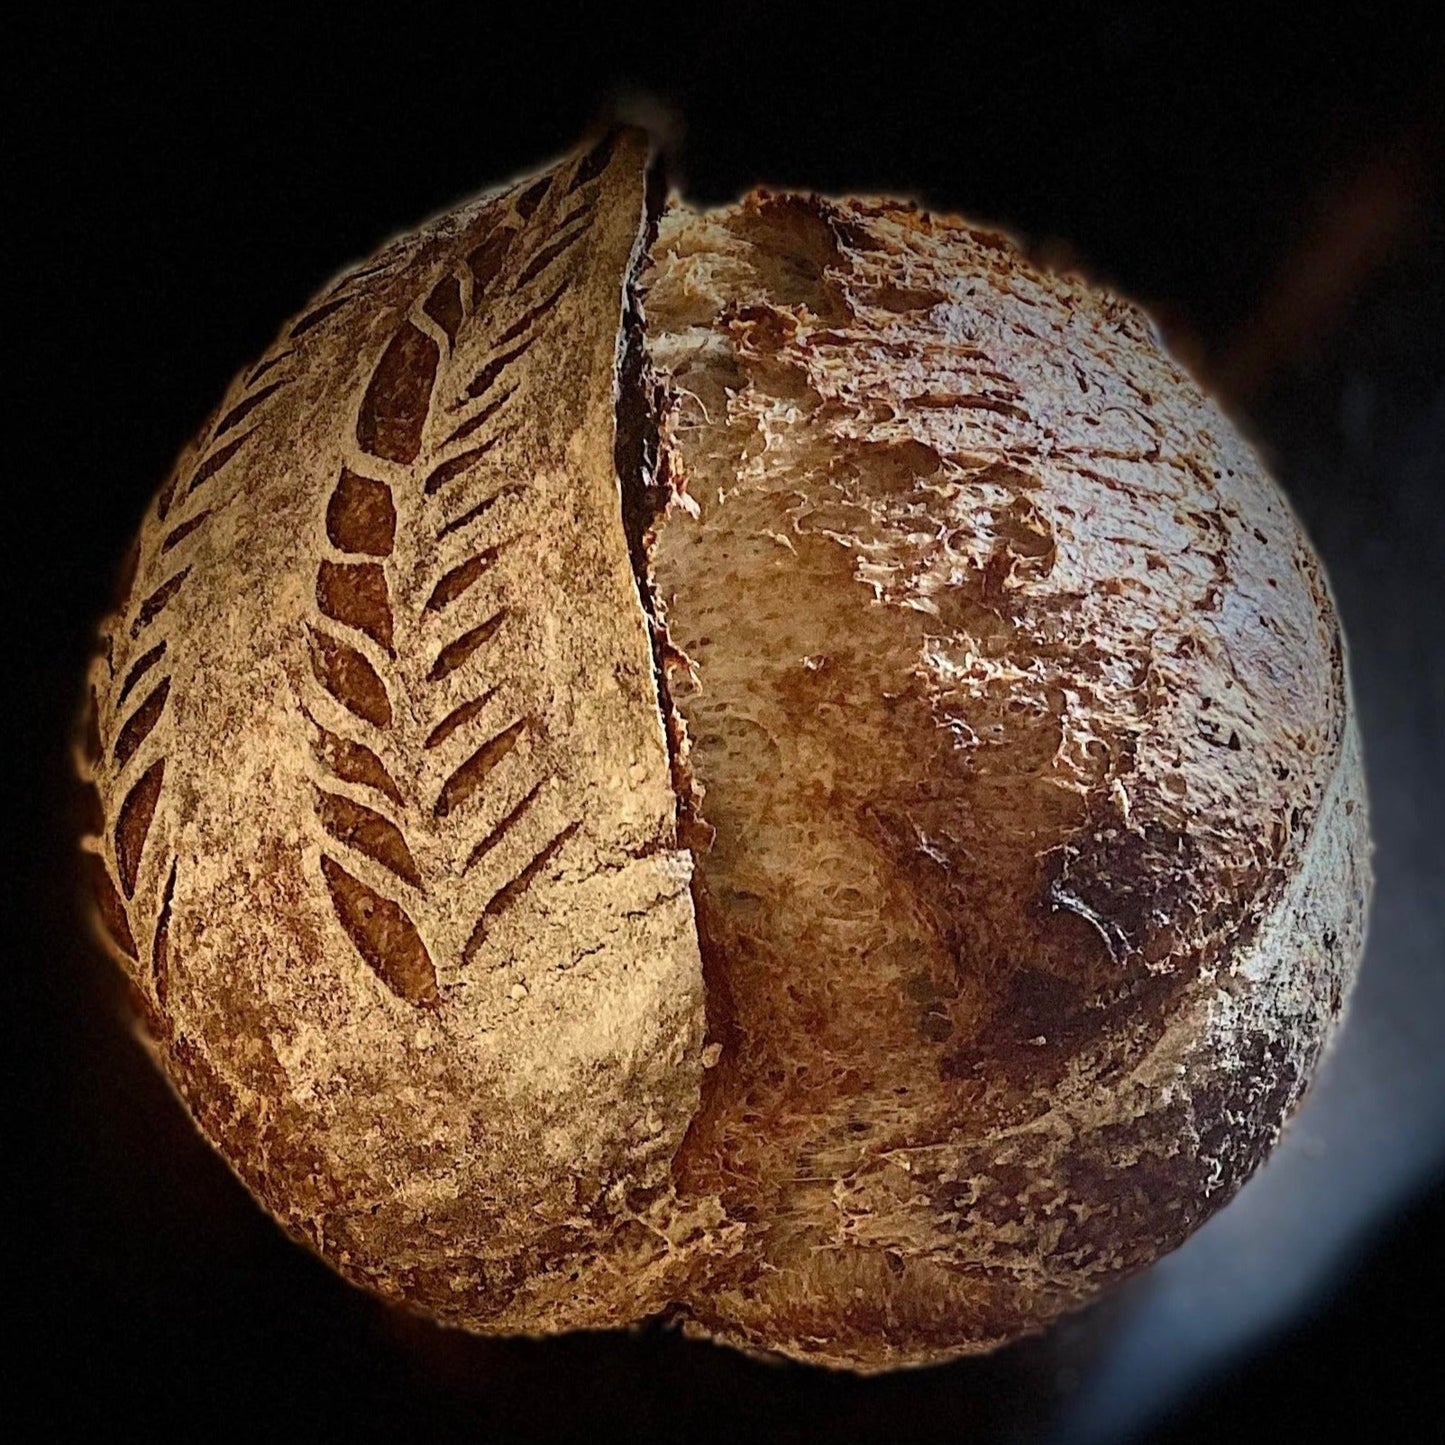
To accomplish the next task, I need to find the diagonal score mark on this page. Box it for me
[424,433,512,497]
[117,641,166,707]
[494,277,568,348]
[424,687,498,750]
[289,295,353,338]
[187,428,258,497]
[444,384,517,444]
[512,230,586,292]
[306,713,405,807]
[315,788,422,887]
[116,759,165,899]
[309,626,392,727]
[247,347,298,385]
[434,717,528,818]
[151,857,179,1007]
[425,537,520,614]
[130,569,191,640]
[427,610,507,683]
[114,676,170,768]
[463,820,581,961]
[161,509,213,554]
[462,779,546,873]
[465,336,537,402]
[214,378,290,438]
[321,855,438,1007]
[437,485,523,543]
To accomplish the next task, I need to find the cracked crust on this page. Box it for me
[76,138,1370,1367]
[642,193,1370,1367]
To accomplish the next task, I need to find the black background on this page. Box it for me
[13,6,1445,1442]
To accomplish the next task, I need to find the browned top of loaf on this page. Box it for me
[75,132,713,1331]
[72,134,1370,1371]
[641,190,1369,1365]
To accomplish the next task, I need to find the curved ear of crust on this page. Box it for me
[79,128,710,1334]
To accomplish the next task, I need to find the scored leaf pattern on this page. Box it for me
[302,137,621,1008]
[78,233,415,1014]
[78,134,628,1021]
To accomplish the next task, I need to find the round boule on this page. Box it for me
[76,128,1370,1370]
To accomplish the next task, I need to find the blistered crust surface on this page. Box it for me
[643,194,1370,1367]
[76,133,707,1332]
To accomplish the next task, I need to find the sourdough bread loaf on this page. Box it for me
[76,129,1370,1369]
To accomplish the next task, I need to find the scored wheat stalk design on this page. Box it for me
[79,133,624,1016]
[295,140,617,1006]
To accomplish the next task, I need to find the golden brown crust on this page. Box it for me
[77,131,709,1332]
[75,142,1370,1369]
[642,193,1370,1367]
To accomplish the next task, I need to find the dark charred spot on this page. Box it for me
[941,966,1114,1094]
[1001,968,1085,1039]
[1039,816,1202,968]
[1191,1030,1304,1193]
[1055,1127,1207,1271]
[1049,1029,1306,1276]
[939,807,1250,1098]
